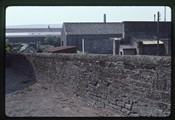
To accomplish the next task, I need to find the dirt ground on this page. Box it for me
[5,68,119,117]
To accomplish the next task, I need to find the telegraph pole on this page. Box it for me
[82,39,85,54]
[157,12,160,56]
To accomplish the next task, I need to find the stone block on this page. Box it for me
[117,101,125,107]
[160,92,171,104]
[132,106,140,114]
[105,62,112,67]
[163,111,171,117]
[145,90,162,101]
[155,102,170,111]
[132,106,162,116]
[129,113,140,117]
[121,96,130,103]
[107,96,117,105]
[121,108,131,115]
[125,103,132,110]
[95,101,105,108]
[106,103,121,111]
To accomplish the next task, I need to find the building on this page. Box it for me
[123,21,171,56]
[61,20,171,56]
[122,21,171,43]
[61,22,124,54]
[119,45,137,55]
[19,44,38,53]
[131,37,166,55]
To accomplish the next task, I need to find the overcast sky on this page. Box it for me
[6,6,171,26]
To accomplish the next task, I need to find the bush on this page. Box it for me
[44,36,61,46]
[6,41,13,53]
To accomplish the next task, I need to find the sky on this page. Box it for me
[6,6,171,26]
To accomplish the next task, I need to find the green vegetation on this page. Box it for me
[6,41,13,53]
[44,36,61,47]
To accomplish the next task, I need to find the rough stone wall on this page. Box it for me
[61,24,67,46]
[8,53,171,117]
[7,54,36,81]
[84,39,113,54]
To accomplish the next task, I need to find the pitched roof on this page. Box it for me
[63,22,123,35]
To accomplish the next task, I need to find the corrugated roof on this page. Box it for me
[20,44,28,51]
[132,37,166,44]
[46,46,77,52]
[142,40,164,45]
[63,22,123,35]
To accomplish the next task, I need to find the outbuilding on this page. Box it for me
[61,22,124,54]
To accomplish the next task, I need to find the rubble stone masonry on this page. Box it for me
[8,53,171,117]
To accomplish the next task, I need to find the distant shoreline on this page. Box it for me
[6,24,62,28]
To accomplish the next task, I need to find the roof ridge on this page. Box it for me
[64,22,122,24]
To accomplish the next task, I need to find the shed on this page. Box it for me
[45,46,77,53]
[61,22,124,54]
[119,45,137,55]
[132,37,166,55]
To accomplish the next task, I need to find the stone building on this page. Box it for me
[131,37,166,55]
[123,21,171,56]
[61,21,171,56]
[61,22,124,54]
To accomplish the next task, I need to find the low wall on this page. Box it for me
[8,53,171,117]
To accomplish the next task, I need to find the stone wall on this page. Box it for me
[8,53,171,117]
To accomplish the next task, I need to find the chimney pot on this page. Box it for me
[104,14,106,23]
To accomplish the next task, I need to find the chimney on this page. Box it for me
[154,14,156,22]
[104,14,106,23]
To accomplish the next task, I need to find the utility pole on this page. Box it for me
[82,39,85,54]
[157,11,161,56]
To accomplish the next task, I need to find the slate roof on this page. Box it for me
[63,22,123,35]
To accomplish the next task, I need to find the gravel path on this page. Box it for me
[5,68,116,117]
